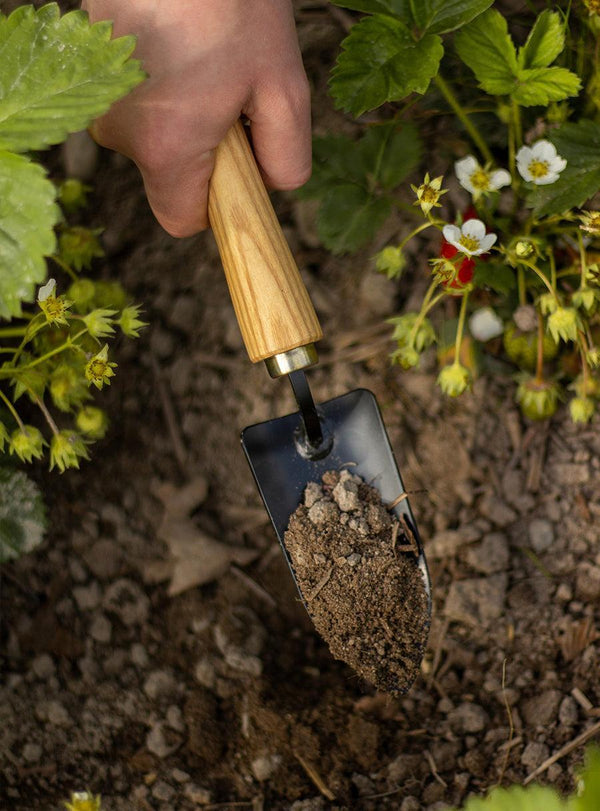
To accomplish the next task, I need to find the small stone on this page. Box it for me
[143,670,177,701]
[183,784,212,804]
[83,538,123,580]
[555,583,573,602]
[146,722,180,759]
[171,768,190,783]
[346,553,362,567]
[224,648,263,677]
[521,690,562,726]
[72,581,102,611]
[479,493,517,527]
[32,654,55,680]
[465,533,509,574]
[387,754,424,782]
[521,741,550,769]
[400,798,420,811]
[304,482,322,508]
[251,753,282,781]
[444,575,507,626]
[103,579,150,626]
[89,614,112,644]
[68,558,88,583]
[558,696,578,726]
[575,564,600,601]
[194,656,217,690]
[528,518,554,553]
[550,463,589,485]
[22,743,42,763]
[307,500,339,526]
[46,700,71,727]
[166,705,185,733]
[130,643,150,668]
[290,799,326,811]
[152,780,175,802]
[332,475,360,512]
[447,702,488,733]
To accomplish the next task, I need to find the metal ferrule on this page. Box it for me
[264,343,318,378]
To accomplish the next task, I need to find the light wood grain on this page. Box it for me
[208,121,322,363]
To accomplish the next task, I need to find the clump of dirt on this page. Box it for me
[284,469,430,695]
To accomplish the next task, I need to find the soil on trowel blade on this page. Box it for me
[284,469,430,695]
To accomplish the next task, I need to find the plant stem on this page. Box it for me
[535,311,545,384]
[521,260,558,300]
[33,394,60,436]
[0,327,29,338]
[577,231,588,287]
[399,220,442,249]
[0,328,88,377]
[434,74,493,164]
[50,254,78,282]
[517,267,527,306]
[0,388,24,428]
[453,290,470,366]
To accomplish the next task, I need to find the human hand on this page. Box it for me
[81,0,311,237]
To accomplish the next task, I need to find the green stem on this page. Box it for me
[0,388,24,428]
[453,290,470,366]
[517,267,527,306]
[0,328,88,376]
[535,312,545,384]
[408,286,444,345]
[577,231,588,287]
[521,260,558,300]
[33,393,59,436]
[399,220,442,249]
[511,98,522,150]
[434,74,493,164]
[0,327,29,338]
[50,254,78,282]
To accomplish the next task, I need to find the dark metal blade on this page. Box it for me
[241,387,430,602]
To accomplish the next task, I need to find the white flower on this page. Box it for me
[516,140,567,185]
[442,219,497,256]
[37,278,56,302]
[469,307,504,341]
[455,155,511,198]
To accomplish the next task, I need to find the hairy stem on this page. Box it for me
[434,74,493,164]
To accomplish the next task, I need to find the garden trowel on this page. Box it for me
[208,122,431,683]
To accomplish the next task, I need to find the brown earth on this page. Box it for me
[2,2,600,810]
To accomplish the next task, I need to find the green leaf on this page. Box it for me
[473,260,516,294]
[0,463,46,563]
[518,10,565,69]
[330,15,443,115]
[330,0,493,35]
[456,784,566,811]
[573,747,600,811]
[454,9,519,95]
[528,119,600,216]
[317,185,392,254]
[0,151,60,319]
[513,67,581,106]
[298,123,421,253]
[0,3,145,152]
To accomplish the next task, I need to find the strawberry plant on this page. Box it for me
[305,0,600,422]
[0,3,145,558]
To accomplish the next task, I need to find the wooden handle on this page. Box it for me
[208,121,322,364]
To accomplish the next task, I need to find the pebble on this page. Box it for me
[521,689,562,726]
[332,473,360,512]
[387,754,424,782]
[171,768,190,783]
[428,526,481,559]
[46,700,72,727]
[400,798,420,811]
[528,518,554,553]
[194,656,217,690]
[183,784,212,804]
[444,574,507,626]
[307,500,339,526]
[550,463,590,485]
[251,753,282,781]
[22,743,42,763]
[143,670,177,701]
[89,614,112,644]
[478,493,518,527]
[32,654,55,680]
[166,705,185,733]
[304,482,322,508]
[521,741,550,769]
[575,563,600,601]
[130,643,150,669]
[558,696,578,726]
[151,780,175,802]
[465,533,509,574]
[224,648,263,677]
[103,579,150,626]
[555,582,573,602]
[146,722,179,759]
[83,538,123,580]
[72,581,102,611]
[447,702,489,733]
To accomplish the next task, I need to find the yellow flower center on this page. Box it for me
[87,359,108,381]
[459,235,480,253]
[420,185,439,203]
[528,159,549,179]
[582,213,600,233]
[470,169,490,190]
[585,0,600,15]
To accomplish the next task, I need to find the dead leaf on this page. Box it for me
[144,479,258,595]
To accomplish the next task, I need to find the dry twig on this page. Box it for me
[293,751,335,801]
[523,719,600,785]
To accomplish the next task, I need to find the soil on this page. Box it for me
[2,2,600,810]
[284,470,430,696]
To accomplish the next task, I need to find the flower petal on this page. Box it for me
[532,140,556,161]
[443,224,461,245]
[462,218,486,241]
[550,156,567,173]
[455,155,478,181]
[490,169,511,189]
[516,145,533,164]
[38,278,56,302]
[479,233,497,252]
